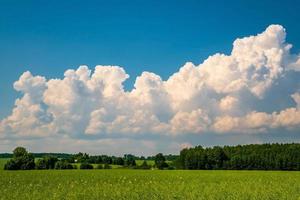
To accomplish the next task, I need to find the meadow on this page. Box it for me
[0,169,300,200]
[0,158,9,170]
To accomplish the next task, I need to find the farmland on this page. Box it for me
[2,144,300,200]
[0,169,300,200]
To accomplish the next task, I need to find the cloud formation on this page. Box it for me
[1,25,300,153]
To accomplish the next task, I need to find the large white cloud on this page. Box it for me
[1,24,300,153]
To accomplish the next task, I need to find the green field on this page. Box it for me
[135,159,172,166]
[0,169,300,200]
[0,158,9,170]
[1,158,300,199]
[135,159,155,166]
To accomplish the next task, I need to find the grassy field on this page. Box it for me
[0,169,300,200]
[135,160,172,166]
[0,158,9,170]
[135,159,155,166]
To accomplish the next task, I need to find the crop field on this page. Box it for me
[1,170,300,200]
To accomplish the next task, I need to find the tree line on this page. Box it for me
[4,143,300,171]
[178,143,300,170]
[0,152,72,159]
[67,152,137,166]
[3,147,170,170]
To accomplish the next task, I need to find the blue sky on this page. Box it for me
[1,0,300,118]
[1,1,300,154]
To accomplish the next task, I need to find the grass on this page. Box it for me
[1,158,299,199]
[136,160,172,166]
[0,170,300,200]
[0,158,9,170]
[136,160,155,166]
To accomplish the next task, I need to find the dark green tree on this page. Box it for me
[114,157,125,165]
[13,147,27,158]
[54,161,74,169]
[36,159,47,169]
[36,156,58,169]
[155,153,168,169]
[80,163,94,169]
[178,143,300,170]
[4,147,35,170]
[104,163,112,169]
[124,154,136,167]
[140,160,151,169]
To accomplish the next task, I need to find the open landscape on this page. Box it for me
[1,143,300,199]
[1,167,300,199]
[1,1,300,199]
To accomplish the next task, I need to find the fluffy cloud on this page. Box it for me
[1,24,300,153]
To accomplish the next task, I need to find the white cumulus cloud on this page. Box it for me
[1,24,300,153]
